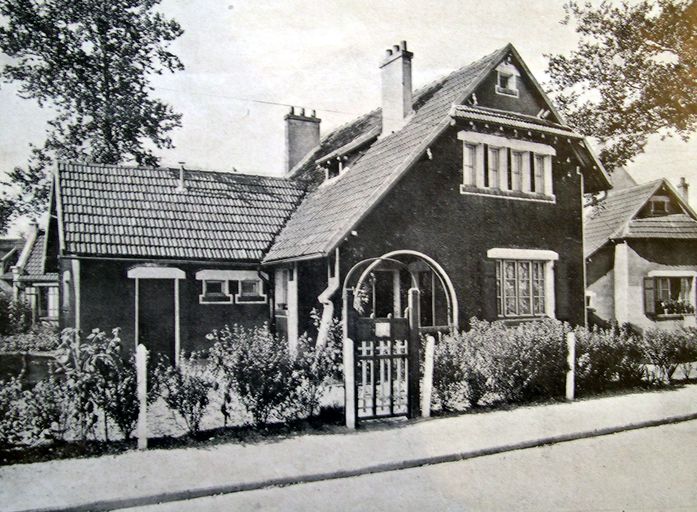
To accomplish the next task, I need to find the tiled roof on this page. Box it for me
[57,162,306,261]
[264,46,509,263]
[624,214,697,239]
[18,230,57,282]
[584,180,662,257]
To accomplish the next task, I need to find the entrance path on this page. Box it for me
[3,385,697,512]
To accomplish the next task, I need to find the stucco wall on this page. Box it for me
[586,245,615,325]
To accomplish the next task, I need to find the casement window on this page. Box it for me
[644,272,696,317]
[36,285,59,319]
[195,270,266,305]
[458,131,555,202]
[487,248,558,319]
[495,61,520,97]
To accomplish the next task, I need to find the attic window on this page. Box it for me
[650,196,669,215]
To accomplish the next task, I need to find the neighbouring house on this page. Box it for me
[11,223,59,325]
[0,237,23,294]
[44,42,610,366]
[585,169,697,331]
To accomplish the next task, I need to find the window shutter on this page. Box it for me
[555,261,569,320]
[643,277,655,315]
[480,258,498,320]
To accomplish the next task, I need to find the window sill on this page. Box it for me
[199,294,233,305]
[460,185,555,203]
[654,313,692,321]
[236,295,267,305]
[495,85,519,97]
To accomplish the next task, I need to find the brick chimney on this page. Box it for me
[284,107,321,173]
[678,176,689,202]
[380,41,413,136]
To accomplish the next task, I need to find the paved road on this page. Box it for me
[128,420,697,512]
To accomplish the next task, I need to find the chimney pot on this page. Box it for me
[311,109,316,117]
[393,44,400,52]
[300,107,306,116]
[290,106,295,115]
[400,40,407,51]
[386,49,393,57]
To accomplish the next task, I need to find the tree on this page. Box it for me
[546,0,697,171]
[0,0,184,231]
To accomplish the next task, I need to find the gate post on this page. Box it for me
[136,343,148,449]
[343,288,357,429]
[407,288,420,419]
[566,331,576,401]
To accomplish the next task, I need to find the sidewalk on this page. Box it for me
[3,384,697,512]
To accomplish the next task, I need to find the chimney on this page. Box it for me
[176,161,187,192]
[380,40,413,135]
[678,177,689,202]
[284,106,321,173]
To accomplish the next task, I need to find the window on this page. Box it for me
[37,286,59,319]
[458,131,555,202]
[235,278,266,304]
[240,279,260,297]
[645,274,695,316]
[201,279,232,303]
[649,197,669,215]
[495,61,520,97]
[496,260,546,317]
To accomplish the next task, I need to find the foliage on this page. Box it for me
[546,0,697,170]
[656,298,695,315]
[292,311,343,418]
[0,291,33,336]
[432,334,467,411]
[574,324,646,394]
[641,327,697,384]
[0,325,60,352]
[0,377,25,447]
[23,365,71,444]
[0,0,184,231]
[151,352,213,436]
[209,324,295,427]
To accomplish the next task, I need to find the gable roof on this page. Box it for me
[265,43,609,263]
[56,162,305,262]
[16,229,57,283]
[584,178,697,258]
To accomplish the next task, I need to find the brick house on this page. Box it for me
[585,170,697,331]
[45,42,610,361]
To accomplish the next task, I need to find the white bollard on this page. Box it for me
[421,335,435,418]
[344,337,356,429]
[566,332,575,402]
[136,344,148,449]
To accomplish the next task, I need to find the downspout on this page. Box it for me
[316,248,340,347]
[257,267,274,331]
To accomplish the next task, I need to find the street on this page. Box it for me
[128,420,697,512]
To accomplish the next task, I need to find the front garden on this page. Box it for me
[1,313,696,466]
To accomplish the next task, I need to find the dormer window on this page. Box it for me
[495,61,520,97]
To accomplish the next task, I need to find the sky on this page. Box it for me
[0,0,695,228]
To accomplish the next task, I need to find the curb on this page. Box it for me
[21,412,697,512]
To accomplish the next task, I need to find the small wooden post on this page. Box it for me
[136,343,148,449]
[343,288,357,429]
[566,332,575,402]
[407,288,421,419]
[421,335,435,418]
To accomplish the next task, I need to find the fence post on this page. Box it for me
[343,288,357,429]
[566,332,575,401]
[421,335,435,418]
[136,343,148,449]
[407,288,421,419]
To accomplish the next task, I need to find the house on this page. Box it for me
[44,42,610,364]
[585,170,697,331]
[0,237,23,294]
[11,223,59,325]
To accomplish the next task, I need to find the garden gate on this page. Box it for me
[344,286,420,424]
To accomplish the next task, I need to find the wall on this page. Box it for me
[586,244,615,325]
[334,125,587,329]
[622,239,697,330]
[67,259,269,358]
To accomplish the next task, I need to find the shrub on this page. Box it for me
[23,365,71,444]
[432,334,467,411]
[478,318,569,403]
[151,352,213,436]
[292,312,343,418]
[0,291,32,336]
[574,324,646,394]
[209,324,295,427]
[0,325,60,352]
[0,377,25,447]
[641,327,696,384]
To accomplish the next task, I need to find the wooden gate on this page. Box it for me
[345,288,420,423]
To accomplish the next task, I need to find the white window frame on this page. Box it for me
[458,131,555,203]
[646,270,696,316]
[495,61,520,98]
[235,278,267,304]
[194,269,266,305]
[199,279,233,304]
[487,248,557,319]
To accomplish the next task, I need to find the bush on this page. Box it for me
[209,324,295,427]
[574,324,646,394]
[432,334,467,411]
[23,365,71,444]
[0,325,60,352]
[0,291,32,336]
[642,327,697,384]
[0,377,25,447]
[151,352,213,436]
[477,318,569,403]
[292,312,343,418]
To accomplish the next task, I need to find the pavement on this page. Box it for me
[2,384,697,512]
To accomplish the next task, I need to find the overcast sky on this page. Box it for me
[1,0,695,208]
